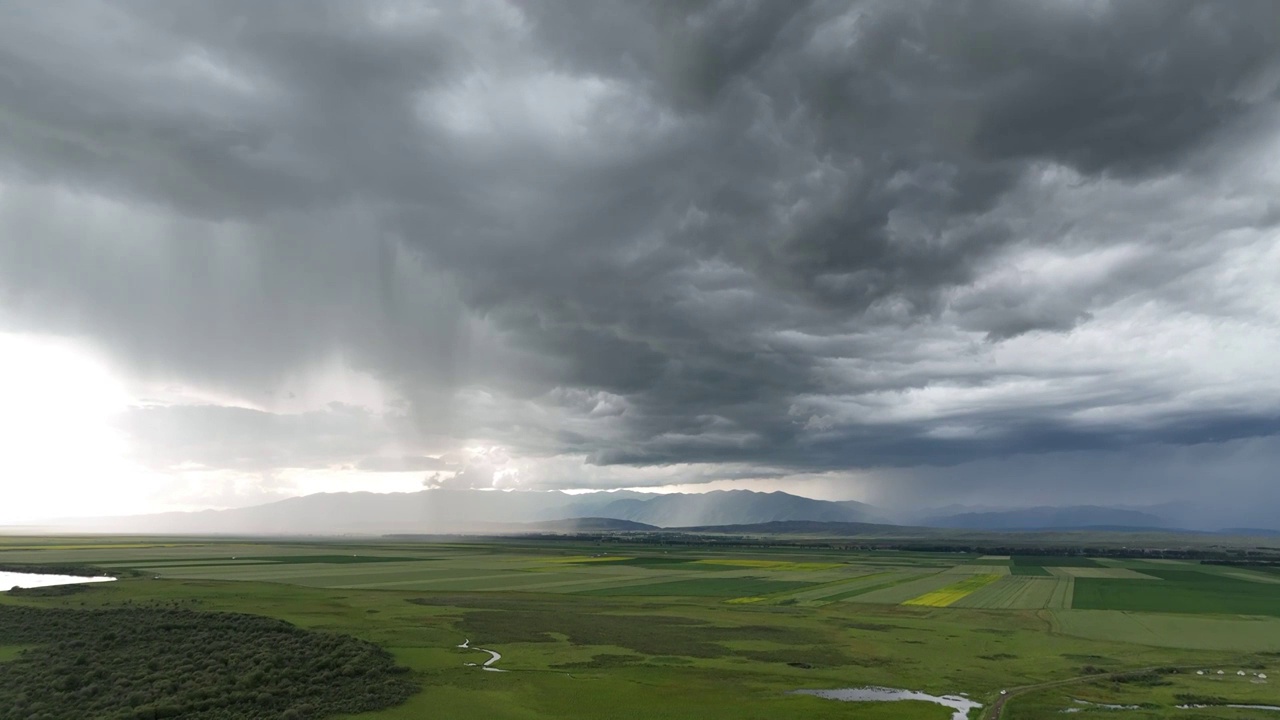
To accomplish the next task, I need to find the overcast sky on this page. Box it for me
[2,0,1279,523]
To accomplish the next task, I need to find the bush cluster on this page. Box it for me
[0,605,416,720]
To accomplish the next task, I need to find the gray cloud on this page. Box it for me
[356,455,451,473]
[117,402,409,471]
[2,0,1279,506]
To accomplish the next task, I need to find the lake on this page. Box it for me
[0,571,117,591]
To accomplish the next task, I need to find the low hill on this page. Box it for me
[924,505,1169,531]
[520,517,659,532]
[670,520,928,537]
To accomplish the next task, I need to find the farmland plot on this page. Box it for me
[953,576,1058,609]
[902,574,1002,607]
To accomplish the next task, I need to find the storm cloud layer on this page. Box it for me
[2,1,1279,509]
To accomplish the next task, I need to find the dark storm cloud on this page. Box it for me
[1,0,1278,488]
[878,435,1280,530]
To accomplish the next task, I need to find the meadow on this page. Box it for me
[2,536,1280,719]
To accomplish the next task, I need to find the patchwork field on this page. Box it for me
[902,574,1003,607]
[3,537,1280,719]
[1049,566,1159,579]
[1012,555,1101,567]
[952,576,1069,609]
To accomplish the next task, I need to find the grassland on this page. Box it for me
[2,536,1280,719]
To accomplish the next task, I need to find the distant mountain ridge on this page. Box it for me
[672,520,926,536]
[43,489,884,535]
[25,490,1275,535]
[580,490,885,528]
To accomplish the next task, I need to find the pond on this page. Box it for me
[790,686,982,720]
[0,571,116,592]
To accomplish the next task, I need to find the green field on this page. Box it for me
[903,574,1003,607]
[953,576,1065,609]
[1073,569,1280,616]
[1012,555,1101,568]
[579,576,816,597]
[2,537,1280,719]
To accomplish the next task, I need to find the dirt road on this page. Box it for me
[983,666,1194,719]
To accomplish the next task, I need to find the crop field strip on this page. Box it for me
[1049,609,1280,652]
[1050,575,1075,609]
[901,573,1003,607]
[724,568,936,605]
[1220,570,1280,584]
[952,576,1055,609]
[1048,566,1159,579]
[1012,555,1102,568]
[822,572,936,603]
[840,569,963,604]
[467,568,783,595]
[578,576,818,597]
[943,563,1011,575]
[1182,562,1280,584]
[778,570,908,602]
[1072,568,1280,616]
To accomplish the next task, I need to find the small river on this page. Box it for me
[0,571,117,592]
[457,639,507,672]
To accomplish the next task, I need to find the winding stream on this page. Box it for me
[457,639,508,672]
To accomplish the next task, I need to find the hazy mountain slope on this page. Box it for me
[43,489,888,535]
[672,520,926,536]
[518,517,659,532]
[924,505,1169,530]
[63,490,578,535]
[587,490,884,527]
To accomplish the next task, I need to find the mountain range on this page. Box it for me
[20,489,1277,536]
